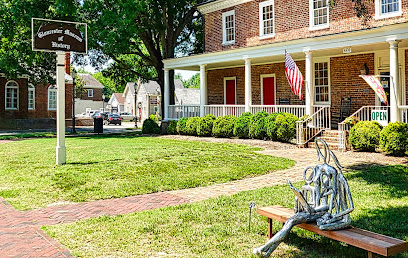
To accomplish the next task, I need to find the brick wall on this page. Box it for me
[204,0,408,53]
[78,88,103,101]
[330,54,376,115]
[207,61,305,105]
[0,78,73,121]
[207,53,378,113]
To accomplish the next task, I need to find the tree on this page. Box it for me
[0,0,80,84]
[92,72,115,98]
[80,0,203,115]
[182,73,200,89]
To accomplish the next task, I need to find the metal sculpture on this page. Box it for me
[253,138,354,257]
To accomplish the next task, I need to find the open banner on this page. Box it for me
[359,75,388,106]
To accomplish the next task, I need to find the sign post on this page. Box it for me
[32,18,87,165]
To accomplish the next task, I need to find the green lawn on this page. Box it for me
[0,136,294,210]
[43,165,408,257]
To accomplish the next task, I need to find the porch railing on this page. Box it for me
[168,105,200,119]
[401,106,408,123]
[204,105,246,117]
[250,105,306,118]
[338,106,389,151]
[296,106,331,146]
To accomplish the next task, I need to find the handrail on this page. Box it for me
[400,105,408,123]
[296,106,331,146]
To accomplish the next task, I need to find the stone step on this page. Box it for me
[308,141,343,151]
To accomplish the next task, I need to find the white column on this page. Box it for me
[244,57,252,112]
[56,52,66,165]
[388,40,401,122]
[200,64,207,117]
[164,68,170,120]
[304,51,313,115]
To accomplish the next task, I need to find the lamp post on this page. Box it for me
[71,68,77,134]
[102,94,105,112]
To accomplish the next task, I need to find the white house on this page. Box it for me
[107,93,125,114]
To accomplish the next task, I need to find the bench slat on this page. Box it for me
[258,206,408,257]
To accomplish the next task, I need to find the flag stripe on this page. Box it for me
[285,50,304,100]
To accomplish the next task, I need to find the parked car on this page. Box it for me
[104,113,123,125]
[120,112,136,121]
[92,111,109,119]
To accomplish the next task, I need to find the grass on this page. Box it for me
[0,135,293,210]
[43,164,408,257]
[0,130,142,140]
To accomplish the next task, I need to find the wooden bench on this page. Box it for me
[258,205,408,257]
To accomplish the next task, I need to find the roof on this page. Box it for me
[124,82,136,95]
[138,79,183,95]
[77,73,104,89]
[113,93,125,104]
[197,0,215,5]
[175,87,200,105]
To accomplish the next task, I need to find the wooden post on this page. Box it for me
[268,218,273,238]
[367,251,375,258]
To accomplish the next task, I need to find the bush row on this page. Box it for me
[349,121,408,156]
[166,112,299,142]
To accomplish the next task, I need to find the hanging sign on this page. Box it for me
[371,110,388,127]
[32,18,87,53]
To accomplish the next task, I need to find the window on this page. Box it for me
[28,84,35,110]
[222,10,235,45]
[48,85,57,110]
[88,89,94,98]
[5,81,19,110]
[314,62,330,103]
[310,0,329,30]
[375,0,402,19]
[259,0,275,38]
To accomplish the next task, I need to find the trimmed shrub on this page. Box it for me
[233,112,253,138]
[265,112,281,140]
[197,114,216,137]
[212,115,237,138]
[249,111,269,139]
[349,121,382,151]
[177,117,189,135]
[142,118,161,134]
[274,113,299,142]
[380,122,408,156]
[185,117,201,136]
[167,120,178,135]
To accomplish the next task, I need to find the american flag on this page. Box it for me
[285,50,304,100]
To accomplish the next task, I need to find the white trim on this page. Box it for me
[222,10,235,45]
[28,84,35,110]
[375,0,402,20]
[164,23,408,70]
[5,80,19,110]
[313,58,331,105]
[224,77,237,105]
[259,0,275,38]
[260,74,276,105]
[48,85,57,110]
[88,89,94,98]
[198,0,251,14]
[309,0,329,30]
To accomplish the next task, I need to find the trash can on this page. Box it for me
[94,117,103,134]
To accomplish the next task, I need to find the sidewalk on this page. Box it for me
[0,137,407,257]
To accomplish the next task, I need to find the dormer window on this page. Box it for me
[222,10,235,45]
[259,0,275,38]
[309,0,329,30]
[375,0,402,19]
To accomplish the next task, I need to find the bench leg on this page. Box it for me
[368,251,375,258]
[268,218,273,238]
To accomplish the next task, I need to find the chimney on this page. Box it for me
[65,52,71,75]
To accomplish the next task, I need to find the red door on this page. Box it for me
[263,77,275,105]
[225,79,236,105]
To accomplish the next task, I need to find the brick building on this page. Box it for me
[163,0,408,134]
[0,54,73,129]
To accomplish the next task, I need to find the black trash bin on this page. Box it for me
[94,117,103,133]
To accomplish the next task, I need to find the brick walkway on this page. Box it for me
[1,137,407,257]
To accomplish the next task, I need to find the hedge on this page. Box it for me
[197,114,216,137]
[349,121,382,151]
[233,112,253,138]
[167,120,178,135]
[265,112,281,140]
[177,117,189,135]
[274,113,299,142]
[379,122,408,156]
[142,118,161,134]
[249,111,269,139]
[213,115,237,138]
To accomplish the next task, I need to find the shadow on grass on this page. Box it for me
[67,158,122,165]
[346,163,408,198]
